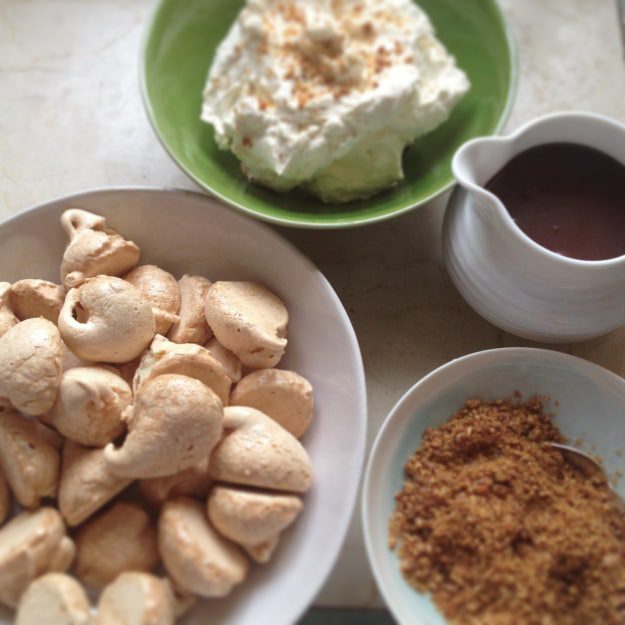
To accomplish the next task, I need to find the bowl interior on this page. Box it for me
[142,0,516,228]
[363,348,625,625]
[0,188,366,625]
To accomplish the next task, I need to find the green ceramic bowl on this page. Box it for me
[142,0,517,228]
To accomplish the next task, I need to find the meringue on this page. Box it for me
[210,406,312,493]
[60,209,140,289]
[0,412,61,508]
[231,369,314,437]
[9,279,65,324]
[0,318,63,416]
[208,486,303,563]
[58,275,156,364]
[96,572,176,625]
[0,507,75,608]
[15,573,92,625]
[104,374,223,479]
[58,441,131,527]
[205,281,288,368]
[49,366,131,447]
[74,501,159,590]
[159,497,249,598]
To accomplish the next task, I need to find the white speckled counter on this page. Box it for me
[1,0,625,608]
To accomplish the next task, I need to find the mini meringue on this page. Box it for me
[49,366,131,447]
[96,572,176,625]
[0,318,63,416]
[0,507,75,608]
[0,411,61,508]
[207,486,303,563]
[58,275,156,364]
[15,573,92,625]
[9,279,65,324]
[210,406,312,493]
[60,209,140,289]
[105,374,223,479]
[204,281,288,368]
[74,501,159,590]
[231,369,314,438]
[159,497,249,598]
[58,441,131,527]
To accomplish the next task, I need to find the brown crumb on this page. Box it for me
[390,398,625,625]
[242,137,253,148]
[361,22,375,38]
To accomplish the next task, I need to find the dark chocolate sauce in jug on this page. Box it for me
[485,143,625,261]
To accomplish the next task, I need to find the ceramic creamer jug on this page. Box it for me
[443,112,625,343]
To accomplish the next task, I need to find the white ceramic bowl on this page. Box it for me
[362,347,625,625]
[0,188,367,625]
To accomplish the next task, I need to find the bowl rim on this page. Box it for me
[361,346,625,625]
[3,185,368,625]
[139,0,520,230]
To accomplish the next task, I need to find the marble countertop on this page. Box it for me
[2,0,625,609]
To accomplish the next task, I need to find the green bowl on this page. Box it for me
[142,0,517,228]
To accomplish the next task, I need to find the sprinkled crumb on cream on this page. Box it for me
[201,0,470,202]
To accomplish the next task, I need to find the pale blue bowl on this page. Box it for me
[362,347,625,625]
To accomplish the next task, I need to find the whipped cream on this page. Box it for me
[201,0,470,202]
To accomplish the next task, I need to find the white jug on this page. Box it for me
[443,112,625,343]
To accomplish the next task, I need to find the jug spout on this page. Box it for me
[452,137,511,219]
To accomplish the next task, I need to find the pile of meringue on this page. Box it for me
[0,209,314,625]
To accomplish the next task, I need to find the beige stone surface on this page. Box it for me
[1,0,624,608]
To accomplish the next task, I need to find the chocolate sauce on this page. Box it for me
[485,143,625,261]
